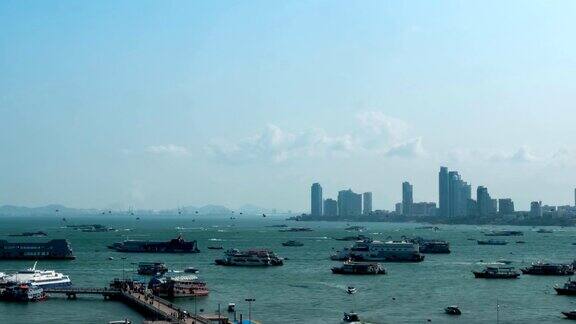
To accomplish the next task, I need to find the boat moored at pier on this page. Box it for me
[148,275,209,298]
[331,240,424,262]
[1,262,72,289]
[1,282,47,302]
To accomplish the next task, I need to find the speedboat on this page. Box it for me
[347,286,357,294]
[2,262,71,288]
[562,310,576,320]
[184,267,199,274]
[108,320,131,324]
[444,305,461,315]
[342,311,361,323]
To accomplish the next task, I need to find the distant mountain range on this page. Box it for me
[0,204,294,216]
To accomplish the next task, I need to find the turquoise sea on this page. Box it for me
[1,215,576,324]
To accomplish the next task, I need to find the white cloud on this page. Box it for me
[207,124,358,164]
[145,144,190,156]
[385,137,425,158]
[447,146,540,164]
[356,111,409,141]
[207,112,425,164]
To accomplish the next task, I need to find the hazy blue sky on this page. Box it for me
[1,1,576,211]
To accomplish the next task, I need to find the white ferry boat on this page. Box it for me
[2,262,72,288]
[331,240,424,262]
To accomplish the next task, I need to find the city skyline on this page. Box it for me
[2,1,576,210]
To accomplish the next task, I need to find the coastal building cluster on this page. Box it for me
[305,167,576,224]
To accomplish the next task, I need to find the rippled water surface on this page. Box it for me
[1,215,576,323]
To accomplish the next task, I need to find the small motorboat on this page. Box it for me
[444,305,461,315]
[108,320,131,324]
[562,310,576,320]
[207,246,224,250]
[108,257,115,260]
[282,240,304,247]
[342,311,361,323]
[347,286,357,294]
[227,303,236,312]
[184,267,199,274]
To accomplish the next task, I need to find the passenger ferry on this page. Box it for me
[108,235,200,253]
[1,262,72,289]
[410,237,450,254]
[215,249,284,266]
[331,240,424,262]
[149,275,209,298]
[0,239,75,260]
[331,261,386,275]
[473,266,520,279]
[521,262,574,276]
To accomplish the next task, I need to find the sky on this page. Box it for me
[1,1,576,211]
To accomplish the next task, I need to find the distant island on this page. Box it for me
[0,204,294,217]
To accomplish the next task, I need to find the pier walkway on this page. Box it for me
[45,286,229,324]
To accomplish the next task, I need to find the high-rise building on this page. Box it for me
[363,192,373,214]
[439,167,449,217]
[477,186,492,216]
[310,183,323,216]
[338,189,362,217]
[498,198,515,214]
[402,182,413,216]
[411,202,437,217]
[323,198,338,217]
[530,201,543,217]
[395,202,403,214]
[448,172,467,217]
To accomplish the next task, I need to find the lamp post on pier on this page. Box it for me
[245,298,255,323]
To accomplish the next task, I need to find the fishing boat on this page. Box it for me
[555,278,576,295]
[477,239,507,245]
[137,262,168,276]
[562,310,576,320]
[444,306,461,315]
[282,240,304,247]
[473,267,520,279]
[342,312,361,323]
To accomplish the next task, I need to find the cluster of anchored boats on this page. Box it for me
[5,224,576,322]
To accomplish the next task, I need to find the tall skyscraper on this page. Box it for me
[363,192,373,214]
[310,183,323,216]
[323,198,337,217]
[402,181,413,216]
[438,167,449,217]
[338,189,362,217]
[442,168,471,217]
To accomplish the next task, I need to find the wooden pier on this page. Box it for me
[45,286,230,324]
